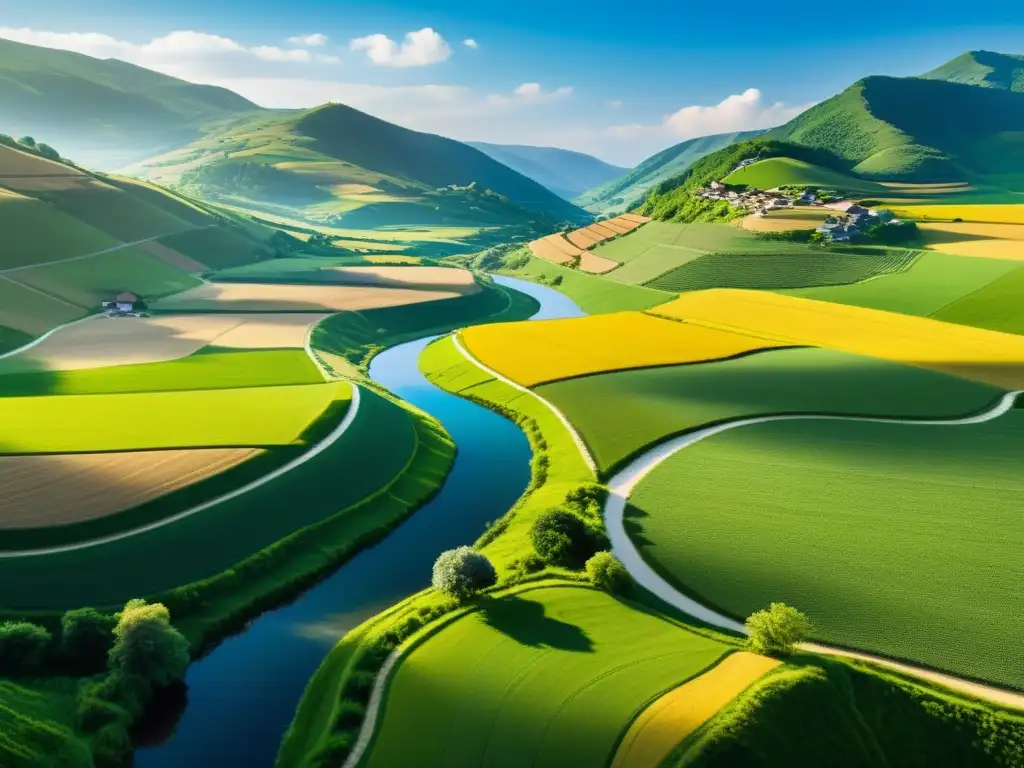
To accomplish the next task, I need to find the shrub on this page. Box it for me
[585,552,633,595]
[61,607,117,673]
[75,696,127,733]
[108,599,190,688]
[334,699,366,730]
[91,722,133,768]
[530,508,603,568]
[745,602,812,656]
[0,621,52,675]
[313,731,356,766]
[18,136,36,148]
[36,143,60,161]
[432,546,497,601]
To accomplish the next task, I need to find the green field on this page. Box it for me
[160,226,269,270]
[0,349,322,396]
[38,185,192,242]
[932,267,1024,334]
[646,248,921,292]
[722,157,888,193]
[784,251,1020,317]
[0,278,86,337]
[0,381,346,454]
[11,248,202,309]
[0,325,33,355]
[607,245,707,284]
[0,195,120,270]
[536,347,1003,474]
[628,410,1024,690]
[363,584,730,768]
[0,386,419,608]
[0,678,93,768]
[210,255,411,281]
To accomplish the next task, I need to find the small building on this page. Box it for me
[101,291,141,314]
[846,204,870,217]
[799,192,817,203]
[710,181,726,191]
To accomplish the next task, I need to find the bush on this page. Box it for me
[36,143,60,161]
[61,607,117,673]
[91,722,132,768]
[75,696,127,733]
[108,599,190,688]
[745,602,812,656]
[530,508,603,568]
[0,621,52,675]
[585,552,633,595]
[18,136,36,148]
[432,546,497,601]
[334,699,366,730]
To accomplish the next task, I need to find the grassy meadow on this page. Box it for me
[0,194,119,270]
[933,267,1024,334]
[722,157,887,194]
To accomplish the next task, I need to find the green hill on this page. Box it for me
[0,37,261,169]
[132,104,590,229]
[575,130,763,214]
[723,157,887,193]
[922,50,1024,92]
[466,142,627,200]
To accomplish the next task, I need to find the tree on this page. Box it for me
[60,607,117,673]
[18,136,36,148]
[108,599,189,687]
[432,546,497,601]
[745,602,811,656]
[585,552,633,595]
[530,508,602,568]
[0,621,52,674]
[36,143,60,161]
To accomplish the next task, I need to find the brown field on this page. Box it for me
[0,277,85,336]
[326,265,480,293]
[915,221,1024,261]
[211,313,327,349]
[528,233,619,274]
[0,145,88,179]
[154,281,466,312]
[567,230,602,249]
[0,173,106,193]
[740,208,831,232]
[140,240,208,272]
[620,213,652,224]
[0,448,260,529]
[578,251,618,274]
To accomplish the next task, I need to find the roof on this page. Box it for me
[116,291,139,302]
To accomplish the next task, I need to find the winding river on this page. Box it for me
[135,276,584,767]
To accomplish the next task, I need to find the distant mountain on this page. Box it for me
[921,50,1024,92]
[0,37,261,168]
[466,142,627,201]
[132,104,590,229]
[574,130,763,214]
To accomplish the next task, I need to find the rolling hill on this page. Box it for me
[466,142,627,201]
[574,130,763,215]
[131,104,590,229]
[922,50,1024,92]
[0,37,262,169]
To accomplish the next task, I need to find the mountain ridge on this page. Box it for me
[467,142,627,201]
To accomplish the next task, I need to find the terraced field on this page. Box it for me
[627,411,1024,690]
[536,347,1002,474]
[363,585,731,768]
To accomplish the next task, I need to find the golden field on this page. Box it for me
[611,653,781,768]
[154,281,465,312]
[657,289,1024,389]
[919,222,1024,261]
[890,204,1024,224]
[461,311,786,386]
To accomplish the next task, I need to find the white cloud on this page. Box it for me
[252,45,312,63]
[490,83,573,106]
[350,28,451,68]
[463,38,479,50]
[287,33,328,46]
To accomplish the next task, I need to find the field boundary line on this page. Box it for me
[603,390,1024,709]
[0,308,94,361]
[0,384,362,558]
[452,333,598,475]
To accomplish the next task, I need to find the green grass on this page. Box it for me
[0,381,347,454]
[0,385,415,609]
[536,347,1003,475]
[0,349,323,395]
[722,157,887,193]
[501,251,675,314]
[646,248,921,292]
[0,679,93,768]
[933,266,1024,334]
[362,584,730,768]
[11,248,202,308]
[0,277,86,336]
[606,245,707,284]
[38,185,193,242]
[210,256,416,281]
[0,195,120,270]
[673,659,1024,767]
[160,226,269,270]
[783,251,1020,317]
[0,325,34,355]
[629,410,1024,690]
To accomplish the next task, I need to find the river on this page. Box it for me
[135,276,584,767]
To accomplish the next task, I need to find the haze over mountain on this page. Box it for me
[466,142,627,201]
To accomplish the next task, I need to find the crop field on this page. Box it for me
[37,183,192,242]
[722,157,887,194]
[0,448,260,529]
[0,385,417,608]
[537,347,1002,474]
[918,221,1024,261]
[888,204,1024,224]
[461,313,787,386]
[740,208,833,232]
[606,246,706,285]
[645,248,920,293]
[0,193,121,270]
[0,277,84,336]
[154,281,464,312]
[159,226,267,270]
[0,678,89,767]
[529,233,618,274]
[325,265,479,293]
[363,585,731,768]
[106,176,217,227]
[933,268,1024,335]
[0,144,87,178]
[0,380,347,454]
[140,240,208,272]
[11,248,202,308]
[611,653,781,768]
[656,289,1024,389]
[627,411,1024,690]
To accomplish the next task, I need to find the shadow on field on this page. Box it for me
[478,595,594,652]
[623,503,655,547]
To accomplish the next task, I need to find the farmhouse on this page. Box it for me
[101,292,142,314]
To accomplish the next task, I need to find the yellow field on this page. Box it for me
[890,204,1024,224]
[740,209,831,232]
[461,311,786,387]
[919,222,1024,261]
[154,281,464,312]
[611,653,781,768]
[656,289,1024,389]
[327,265,479,293]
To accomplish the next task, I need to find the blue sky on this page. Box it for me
[5,1,1024,164]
